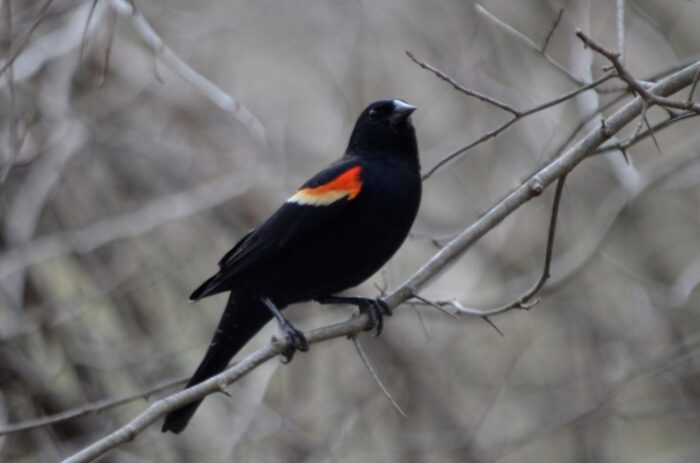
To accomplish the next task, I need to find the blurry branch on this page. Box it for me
[107,0,267,146]
[616,0,625,65]
[0,0,54,79]
[490,332,700,460]
[3,120,86,309]
[62,55,700,463]
[688,68,700,103]
[668,251,700,308]
[1,0,18,185]
[79,0,100,59]
[0,1,267,143]
[0,170,255,280]
[0,375,188,436]
[577,31,700,114]
[475,3,583,86]
[97,8,117,86]
[0,1,106,86]
[0,1,38,185]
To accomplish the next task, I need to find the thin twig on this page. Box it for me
[541,8,564,53]
[79,0,100,59]
[407,298,504,336]
[475,3,584,86]
[0,0,19,185]
[406,51,519,116]
[422,73,614,179]
[448,175,566,317]
[98,8,116,86]
[688,67,700,104]
[0,170,256,280]
[410,292,458,318]
[411,305,431,338]
[577,30,700,114]
[351,337,407,418]
[598,53,700,93]
[642,111,662,155]
[481,316,505,337]
[0,0,54,78]
[594,111,698,154]
[107,0,268,146]
[555,56,700,155]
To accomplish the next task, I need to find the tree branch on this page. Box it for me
[0,170,255,281]
[107,0,268,146]
[448,174,566,317]
[0,0,54,79]
[422,73,614,180]
[577,30,700,114]
[475,3,584,86]
[351,337,407,418]
[616,0,626,65]
[0,0,19,185]
[541,8,564,53]
[406,51,519,116]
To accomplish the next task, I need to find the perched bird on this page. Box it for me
[162,99,421,434]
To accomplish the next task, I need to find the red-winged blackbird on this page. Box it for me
[162,99,421,433]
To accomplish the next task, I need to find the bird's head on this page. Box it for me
[346,99,418,160]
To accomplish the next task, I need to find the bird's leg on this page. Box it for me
[315,296,392,336]
[261,297,309,363]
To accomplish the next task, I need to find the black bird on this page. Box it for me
[162,99,421,433]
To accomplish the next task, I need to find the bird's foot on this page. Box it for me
[358,298,392,336]
[316,296,392,336]
[279,320,309,364]
[262,297,309,363]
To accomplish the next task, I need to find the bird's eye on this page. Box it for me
[368,109,379,121]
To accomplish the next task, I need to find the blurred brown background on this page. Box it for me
[1,0,700,461]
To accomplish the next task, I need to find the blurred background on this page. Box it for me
[1,0,700,461]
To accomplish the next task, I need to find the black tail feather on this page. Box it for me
[162,294,271,433]
[189,274,220,301]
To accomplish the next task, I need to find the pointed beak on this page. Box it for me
[390,100,417,124]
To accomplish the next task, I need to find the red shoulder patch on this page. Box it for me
[287,166,362,206]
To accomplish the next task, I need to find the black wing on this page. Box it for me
[190,158,363,300]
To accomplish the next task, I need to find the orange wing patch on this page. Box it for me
[287,166,363,206]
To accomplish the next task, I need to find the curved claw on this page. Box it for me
[360,299,392,337]
[280,324,309,364]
